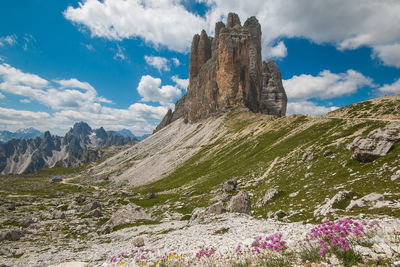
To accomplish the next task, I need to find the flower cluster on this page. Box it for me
[251,233,287,253]
[195,247,215,259]
[305,219,377,255]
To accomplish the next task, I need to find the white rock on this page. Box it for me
[392,170,400,181]
[47,262,88,267]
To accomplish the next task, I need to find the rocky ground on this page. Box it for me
[1,180,400,267]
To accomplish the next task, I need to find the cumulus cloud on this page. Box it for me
[263,41,287,59]
[144,55,170,72]
[0,63,114,110]
[372,43,400,68]
[20,99,30,103]
[0,107,50,121]
[283,69,375,116]
[286,101,338,116]
[0,62,168,135]
[378,78,400,95]
[137,75,181,106]
[283,70,375,101]
[65,0,400,66]
[64,0,205,52]
[171,75,189,90]
[0,92,4,99]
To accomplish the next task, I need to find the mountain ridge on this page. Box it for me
[0,127,43,145]
[0,122,135,174]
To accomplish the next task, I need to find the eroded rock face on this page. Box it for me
[260,61,287,116]
[155,13,287,132]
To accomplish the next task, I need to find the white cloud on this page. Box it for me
[0,56,4,62]
[172,57,180,67]
[287,101,338,116]
[144,55,170,72]
[378,78,400,94]
[283,70,375,101]
[0,35,17,47]
[0,63,116,110]
[137,75,181,106]
[263,41,287,59]
[20,98,30,103]
[372,43,400,68]
[0,62,169,135]
[54,78,95,91]
[0,92,4,99]
[0,107,50,121]
[64,0,205,53]
[172,75,189,90]
[65,0,400,66]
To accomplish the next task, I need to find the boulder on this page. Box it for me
[0,229,25,241]
[346,193,389,211]
[256,188,279,208]
[323,149,333,157]
[314,191,353,217]
[85,208,102,218]
[301,151,314,162]
[75,195,86,204]
[133,236,145,247]
[305,172,313,178]
[190,201,226,222]
[7,201,15,211]
[18,216,35,228]
[347,123,400,162]
[228,191,251,214]
[80,200,102,213]
[391,170,400,181]
[52,210,66,220]
[221,179,238,193]
[98,204,151,234]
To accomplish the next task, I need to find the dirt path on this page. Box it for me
[260,156,280,180]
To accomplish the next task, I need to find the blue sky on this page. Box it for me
[0,0,399,135]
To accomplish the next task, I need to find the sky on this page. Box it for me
[0,0,399,136]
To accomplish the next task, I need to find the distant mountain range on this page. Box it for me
[0,122,137,174]
[116,129,150,141]
[0,128,43,145]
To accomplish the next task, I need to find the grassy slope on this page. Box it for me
[1,96,399,223]
[131,109,400,222]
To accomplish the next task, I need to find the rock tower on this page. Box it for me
[155,13,287,132]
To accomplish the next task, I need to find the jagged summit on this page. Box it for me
[0,122,133,174]
[155,13,287,132]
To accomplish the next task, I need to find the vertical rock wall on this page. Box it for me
[155,13,287,132]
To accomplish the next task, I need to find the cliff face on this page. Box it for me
[155,13,287,132]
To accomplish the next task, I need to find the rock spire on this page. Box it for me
[154,13,287,132]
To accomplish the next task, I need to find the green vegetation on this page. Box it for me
[0,175,91,197]
[130,110,399,222]
[112,219,161,232]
